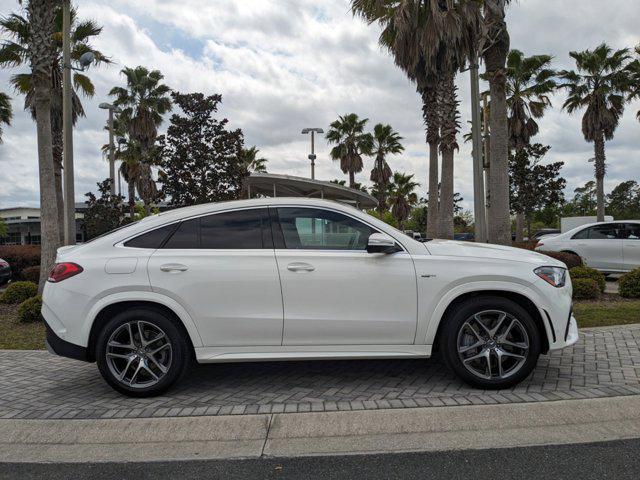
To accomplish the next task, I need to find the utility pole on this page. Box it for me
[301,128,324,180]
[62,2,94,245]
[62,0,75,245]
[469,58,487,243]
[482,92,491,223]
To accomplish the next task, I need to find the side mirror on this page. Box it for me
[367,233,400,254]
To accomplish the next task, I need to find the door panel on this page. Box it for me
[273,207,417,346]
[571,224,624,270]
[147,208,284,347]
[623,223,640,270]
[276,250,417,345]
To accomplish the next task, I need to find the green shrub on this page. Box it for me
[619,268,640,299]
[570,266,606,293]
[542,251,583,270]
[21,265,40,284]
[17,295,43,323]
[0,281,38,304]
[572,278,600,300]
[0,245,40,279]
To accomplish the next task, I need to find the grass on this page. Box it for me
[0,303,45,350]
[0,293,638,350]
[573,297,640,328]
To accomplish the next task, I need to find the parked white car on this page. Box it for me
[535,221,640,273]
[43,198,578,397]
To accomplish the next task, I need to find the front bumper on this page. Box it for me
[45,323,91,362]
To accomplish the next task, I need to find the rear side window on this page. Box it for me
[624,223,640,240]
[163,218,199,249]
[200,209,268,249]
[160,208,271,249]
[573,224,624,240]
[124,224,178,249]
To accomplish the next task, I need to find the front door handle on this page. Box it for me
[160,263,188,272]
[287,262,315,273]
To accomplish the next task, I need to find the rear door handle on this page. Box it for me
[287,262,315,272]
[160,263,188,272]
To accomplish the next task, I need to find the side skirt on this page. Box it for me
[195,344,432,364]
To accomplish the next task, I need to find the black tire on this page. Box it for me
[440,296,541,390]
[95,307,190,397]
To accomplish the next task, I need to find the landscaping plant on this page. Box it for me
[17,295,43,323]
[569,266,606,293]
[572,278,601,300]
[0,281,38,304]
[619,268,640,299]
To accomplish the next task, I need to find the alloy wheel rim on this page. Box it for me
[456,310,530,381]
[106,320,172,389]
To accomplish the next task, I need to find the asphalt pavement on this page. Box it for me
[3,438,639,480]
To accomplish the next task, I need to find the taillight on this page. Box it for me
[536,242,543,248]
[48,262,83,283]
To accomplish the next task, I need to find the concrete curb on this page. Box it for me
[2,395,640,463]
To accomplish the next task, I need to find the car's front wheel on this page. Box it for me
[440,296,541,389]
[95,308,190,397]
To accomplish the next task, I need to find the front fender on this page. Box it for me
[82,291,204,348]
[420,280,551,347]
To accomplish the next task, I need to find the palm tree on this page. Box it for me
[560,44,632,222]
[505,49,557,240]
[0,5,109,234]
[482,0,514,245]
[388,172,419,230]
[627,45,640,122]
[109,66,172,213]
[326,113,373,188]
[0,92,12,142]
[239,146,268,173]
[352,0,481,240]
[21,0,58,292]
[370,123,403,212]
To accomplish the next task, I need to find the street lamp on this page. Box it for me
[61,0,95,245]
[301,128,324,180]
[99,103,122,195]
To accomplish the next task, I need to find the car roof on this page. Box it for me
[561,220,640,236]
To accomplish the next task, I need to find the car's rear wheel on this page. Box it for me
[95,308,190,397]
[440,296,541,389]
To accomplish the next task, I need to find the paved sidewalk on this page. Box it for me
[1,325,639,420]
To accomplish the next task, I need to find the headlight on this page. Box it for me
[534,266,566,288]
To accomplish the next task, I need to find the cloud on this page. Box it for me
[0,0,639,214]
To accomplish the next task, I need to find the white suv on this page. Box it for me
[43,198,578,397]
[536,221,640,273]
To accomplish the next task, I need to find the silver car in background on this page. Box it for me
[536,221,640,273]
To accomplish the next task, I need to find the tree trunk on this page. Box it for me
[436,72,458,240]
[483,0,511,245]
[421,85,440,239]
[128,179,136,219]
[349,170,355,189]
[515,212,525,242]
[28,0,59,293]
[52,126,64,243]
[594,130,606,222]
[438,148,455,239]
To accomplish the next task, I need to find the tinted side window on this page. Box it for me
[571,228,589,240]
[587,224,622,240]
[163,218,199,249]
[624,223,640,240]
[276,207,376,250]
[124,224,178,249]
[200,209,268,249]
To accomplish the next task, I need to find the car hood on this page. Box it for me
[424,239,565,267]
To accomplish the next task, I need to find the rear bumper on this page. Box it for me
[45,323,91,362]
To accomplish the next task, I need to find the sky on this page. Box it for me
[0,0,639,212]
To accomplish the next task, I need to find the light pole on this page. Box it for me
[301,128,324,180]
[62,0,94,245]
[469,57,487,243]
[99,103,122,195]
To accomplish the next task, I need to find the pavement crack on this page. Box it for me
[260,414,274,458]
